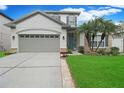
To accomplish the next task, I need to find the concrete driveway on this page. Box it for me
[0,53,62,88]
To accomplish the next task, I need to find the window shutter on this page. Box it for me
[66,16,69,25]
[75,16,77,27]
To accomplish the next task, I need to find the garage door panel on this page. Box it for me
[19,34,60,52]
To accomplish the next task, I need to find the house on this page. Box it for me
[79,23,124,53]
[2,11,124,53]
[5,10,80,52]
[0,13,13,51]
[112,23,124,52]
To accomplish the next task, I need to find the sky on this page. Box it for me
[0,5,124,25]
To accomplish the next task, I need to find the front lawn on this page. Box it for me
[67,55,124,88]
[0,51,6,58]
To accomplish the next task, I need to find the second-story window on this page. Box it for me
[67,16,77,27]
[51,15,61,21]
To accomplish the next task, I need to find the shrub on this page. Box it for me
[97,49,106,55]
[105,48,111,55]
[110,47,119,56]
[67,48,72,54]
[78,46,84,54]
[86,52,99,56]
[97,48,111,56]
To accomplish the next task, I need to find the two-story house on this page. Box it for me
[5,10,80,53]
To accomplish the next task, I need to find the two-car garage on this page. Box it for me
[6,11,67,53]
[18,34,60,52]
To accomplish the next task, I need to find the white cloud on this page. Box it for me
[111,5,124,8]
[98,6,111,10]
[60,7,122,25]
[0,5,7,10]
[89,8,122,17]
[61,7,85,12]
[115,22,121,25]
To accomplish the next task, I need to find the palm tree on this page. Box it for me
[95,18,116,51]
[79,17,116,52]
[89,18,102,51]
[79,22,92,52]
[79,18,101,52]
[81,18,103,51]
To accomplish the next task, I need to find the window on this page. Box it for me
[25,35,29,38]
[35,35,39,38]
[45,35,49,38]
[40,35,44,38]
[67,16,76,27]
[113,33,124,39]
[51,15,61,21]
[50,35,54,38]
[19,35,24,38]
[30,35,35,38]
[55,35,59,38]
[91,35,108,48]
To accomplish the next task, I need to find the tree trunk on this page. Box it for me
[95,39,103,51]
[91,34,95,51]
[95,33,105,51]
[91,40,94,51]
[84,33,91,53]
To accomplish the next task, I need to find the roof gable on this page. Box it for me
[6,10,68,28]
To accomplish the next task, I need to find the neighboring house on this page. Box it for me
[112,23,124,52]
[5,10,80,52]
[0,13,13,51]
[79,23,124,53]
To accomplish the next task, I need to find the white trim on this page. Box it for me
[16,28,62,34]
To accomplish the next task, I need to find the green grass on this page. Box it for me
[67,55,124,88]
[0,51,6,58]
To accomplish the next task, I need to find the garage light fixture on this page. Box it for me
[63,36,65,40]
[12,36,15,40]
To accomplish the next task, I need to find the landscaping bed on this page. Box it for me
[0,51,11,58]
[67,55,124,88]
[0,51,6,58]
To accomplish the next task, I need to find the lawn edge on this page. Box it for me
[66,56,77,88]
[60,57,75,88]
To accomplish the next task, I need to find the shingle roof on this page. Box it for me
[45,11,80,15]
[0,12,13,21]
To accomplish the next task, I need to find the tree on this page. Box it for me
[79,22,92,52]
[89,18,102,51]
[95,18,116,51]
[79,18,103,52]
[79,17,116,53]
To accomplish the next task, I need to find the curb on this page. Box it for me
[60,57,75,88]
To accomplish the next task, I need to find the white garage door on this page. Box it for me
[19,34,60,52]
